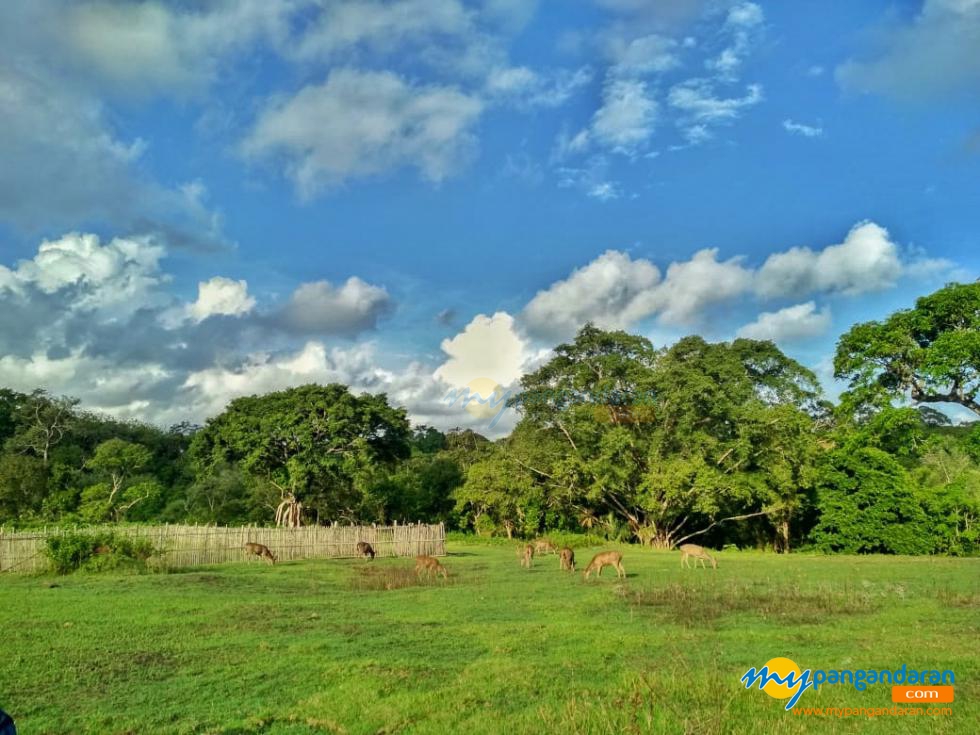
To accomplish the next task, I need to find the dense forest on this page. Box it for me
[2,283,978,554]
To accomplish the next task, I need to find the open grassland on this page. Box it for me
[1,544,977,734]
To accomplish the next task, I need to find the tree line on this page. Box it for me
[1,282,978,554]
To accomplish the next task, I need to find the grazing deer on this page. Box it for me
[679,543,717,570]
[533,539,558,555]
[244,542,276,565]
[559,547,575,572]
[583,551,625,580]
[415,555,448,579]
[520,544,534,569]
[356,541,376,560]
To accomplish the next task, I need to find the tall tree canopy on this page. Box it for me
[835,282,980,416]
[189,384,411,523]
[497,327,825,549]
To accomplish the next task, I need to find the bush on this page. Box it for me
[45,531,156,574]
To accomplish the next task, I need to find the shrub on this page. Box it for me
[45,531,156,574]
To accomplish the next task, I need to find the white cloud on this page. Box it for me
[187,277,256,323]
[705,2,764,79]
[293,0,470,61]
[602,33,680,75]
[638,248,754,324]
[242,68,483,197]
[522,250,662,338]
[521,220,952,338]
[836,0,980,100]
[485,65,592,109]
[736,301,832,343]
[0,232,167,315]
[273,278,393,336]
[755,221,906,298]
[668,79,763,123]
[666,79,763,143]
[64,0,295,96]
[783,119,824,137]
[590,78,659,153]
[0,349,179,424]
[435,312,530,388]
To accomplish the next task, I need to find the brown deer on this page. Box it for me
[356,541,376,560]
[415,555,448,579]
[559,547,575,571]
[533,539,558,555]
[244,542,276,565]
[520,544,534,569]
[583,551,625,580]
[679,543,717,570]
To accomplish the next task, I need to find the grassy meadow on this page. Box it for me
[1,543,977,734]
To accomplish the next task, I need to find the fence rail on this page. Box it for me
[0,522,445,573]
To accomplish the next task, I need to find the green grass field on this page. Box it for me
[1,544,977,734]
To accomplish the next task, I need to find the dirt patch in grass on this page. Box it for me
[628,581,881,626]
[348,564,457,592]
[935,587,980,608]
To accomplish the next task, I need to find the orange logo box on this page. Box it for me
[892,686,954,703]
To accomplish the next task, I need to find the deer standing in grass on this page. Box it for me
[520,544,534,568]
[356,541,375,560]
[679,543,717,570]
[533,539,558,555]
[559,547,575,572]
[244,542,276,565]
[583,551,625,580]
[415,555,448,579]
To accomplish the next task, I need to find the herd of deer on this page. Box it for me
[242,540,449,578]
[244,538,717,578]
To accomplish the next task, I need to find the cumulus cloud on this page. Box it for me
[435,312,531,388]
[242,68,483,197]
[271,278,393,336]
[736,301,832,343]
[640,248,754,324]
[755,221,906,298]
[522,250,662,338]
[521,221,952,339]
[186,277,256,323]
[836,0,980,100]
[0,232,167,316]
[0,233,402,425]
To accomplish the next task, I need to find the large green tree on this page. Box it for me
[190,384,411,523]
[835,282,980,416]
[508,327,824,548]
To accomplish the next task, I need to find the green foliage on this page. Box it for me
[189,384,411,522]
[1,285,978,558]
[45,530,156,574]
[835,281,980,417]
[809,448,933,554]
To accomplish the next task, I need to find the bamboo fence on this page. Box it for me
[0,521,445,574]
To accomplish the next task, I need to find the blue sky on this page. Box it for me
[0,0,978,433]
